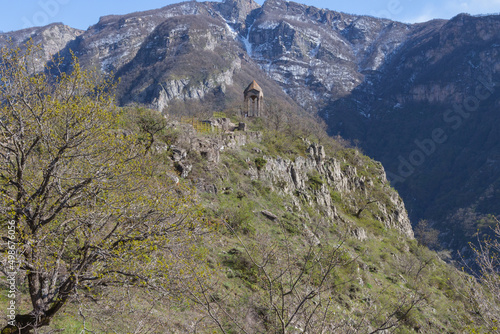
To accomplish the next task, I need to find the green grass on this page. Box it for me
[9,105,485,333]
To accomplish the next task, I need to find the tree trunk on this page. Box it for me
[1,275,75,334]
[1,313,51,334]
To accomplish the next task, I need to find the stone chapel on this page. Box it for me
[243,80,264,117]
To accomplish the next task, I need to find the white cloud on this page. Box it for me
[407,12,437,23]
[445,0,500,15]
[401,4,441,23]
[399,0,500,23]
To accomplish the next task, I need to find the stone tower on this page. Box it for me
[244,80,264,117]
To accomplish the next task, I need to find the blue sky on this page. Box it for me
[1,0,500,32]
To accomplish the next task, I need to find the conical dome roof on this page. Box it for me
[244,80,263,93]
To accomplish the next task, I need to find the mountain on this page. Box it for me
[322,13,500,250]
[1,0,499,251]
[0,23,83,71]
[2,3,500,331]
[44,0,298,111]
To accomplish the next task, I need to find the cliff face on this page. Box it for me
[216,0,261,27]
[245,0,411,108]
[114,14,243,110]
[258,145,414,238]
[0,23,83,71]
[323,14,500,234]
[62,2,203,73]
[168,123,413,240]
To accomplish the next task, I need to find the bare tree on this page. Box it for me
[184,213,431,333]
[460,217,500,333]
[265,101,291,132]
[414,220,440,249]
[0,42,205,333]
[193,219,354,334]
[123,106,169,154]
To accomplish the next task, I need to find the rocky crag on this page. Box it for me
[167,119,413,240]
[1,0,499,250]
[140,117,473,333]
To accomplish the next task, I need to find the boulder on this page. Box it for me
[261,210,278,220]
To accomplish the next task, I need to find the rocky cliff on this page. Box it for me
[167,120,414,240]
[135,117,476,333]
[258,145,414,238]
[323,14,500,239]
[2,0,499,251]
[0,23,83,71]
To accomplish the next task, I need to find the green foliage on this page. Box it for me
[254,157,267,171]
[307,171,324,190]
[120,106,170,153]
[261,130,308,158]
[330,189,342,203]
[414,220,440,249]
[236,190,246,199]
[251,180,271,196]
[280,212,301,235]
[221,249,259,284]
[228,205,256,236]
[0,42,208,332]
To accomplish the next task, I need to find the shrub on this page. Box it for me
[255,157,267,171]
[330,190,342,203]
[307,172,324,190]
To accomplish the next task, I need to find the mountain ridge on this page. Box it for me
[1,0,499,253]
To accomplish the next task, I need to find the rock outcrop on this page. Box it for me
[217,0,261,27]
[168,123,413,239]
[0,23,83,71]
[258,143,414,239]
